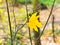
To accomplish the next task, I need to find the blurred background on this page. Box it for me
[0,0,60,45]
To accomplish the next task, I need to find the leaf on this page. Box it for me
[6,39,11,45]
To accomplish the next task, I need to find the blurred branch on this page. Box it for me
[25,0,33,45]
[14,21,27,40]
[12,0,17,32]
[41,0,56,36]
[5,0,13,45]
[52,15,56,42]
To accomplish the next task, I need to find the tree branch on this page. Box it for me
[41,0,56,36]
[6,0,13,45]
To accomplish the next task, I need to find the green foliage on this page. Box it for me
[6,39,11,45]
[12,0,60,6]
[39,0,53,5]
[16,31,24,39]
[14,40,21,45]
[39,0,59,6]
[55,30,60,35]
[6,39,21,45]
[13,0,31,4]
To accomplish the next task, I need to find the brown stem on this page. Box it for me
[5,0,13,45]
[41,0,56,36]
[32,0,41,45]
[25,0,33,45]
[34,28,41,45]
[52,15,56,42]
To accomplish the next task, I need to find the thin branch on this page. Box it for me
[5,0,13,45]
[25,0,33,45]
[12,0,17,32]
[13,0,29,40]
[14,21,27,40]
[52,15,56,42]
[41,0,56,36]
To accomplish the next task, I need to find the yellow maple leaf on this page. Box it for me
[27,12,42,32]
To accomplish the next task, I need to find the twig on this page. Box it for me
[12,0,17,32]
[41,0,56,36]
[14,21,27,40]
[25,0,33,45]
[52,15,56,42]
[5,0,13,45]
